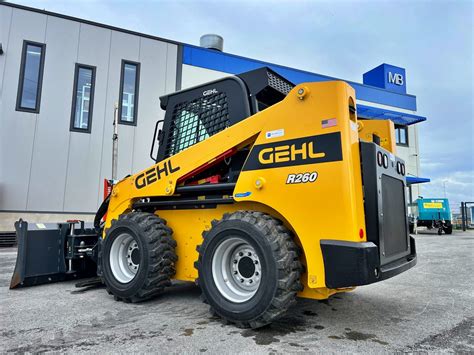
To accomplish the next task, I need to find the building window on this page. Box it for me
[16,41,46,113]
[119,60,140,125]
[395,124,409,146]
[70,64,96,133]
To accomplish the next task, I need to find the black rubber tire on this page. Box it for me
[444,223,453,235]
[437,228,443,235]
[101,212,177,303]
[195,211,303,329]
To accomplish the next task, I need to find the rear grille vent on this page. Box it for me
[381,174,408,257]
[267,71,294,95]
[0,232,16,247]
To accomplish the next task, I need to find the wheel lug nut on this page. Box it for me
[233,271,238,275]
[239,252,243,256]
[248,252,251,256]
[254,260,258,264]
[233,260,238,264]
[255,272,259,276]
[240,279,244,283]
[249,280,253,284]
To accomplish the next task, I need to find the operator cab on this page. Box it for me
[151,67,294,162]
[150,67,294,185]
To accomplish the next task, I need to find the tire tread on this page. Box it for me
[196,210,303,329]
[102,212,176,303]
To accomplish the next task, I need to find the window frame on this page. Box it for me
[395,124,409,147]
[16,40,46,113]
[118,59,140,126]
[69,63,96,134]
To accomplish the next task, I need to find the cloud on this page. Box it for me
[421,171,474,212]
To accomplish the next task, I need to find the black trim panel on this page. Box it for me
[175,45,183,91]
[320,237,417,288]
[242,132,343,171]
[16,40,46,113]
[133,197,233,210]
[395,124,409,147]
[70,63,96,134]
[118,59,140,126]
[360,141,411,266]
[175,182,236,194]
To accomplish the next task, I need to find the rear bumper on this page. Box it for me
[320,236,417,288]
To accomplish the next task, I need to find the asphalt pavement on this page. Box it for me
[0,230,473,353]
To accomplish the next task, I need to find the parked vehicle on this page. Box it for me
[10,68,417,328]
[409,198,452,235]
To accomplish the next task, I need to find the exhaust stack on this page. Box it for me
[199,34,224,52]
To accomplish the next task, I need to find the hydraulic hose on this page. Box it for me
[94,194,111,233]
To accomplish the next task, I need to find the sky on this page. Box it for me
[10,0,474,212]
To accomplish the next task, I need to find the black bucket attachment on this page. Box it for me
[10,219,99,289]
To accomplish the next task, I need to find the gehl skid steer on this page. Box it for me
[10,67,417,328]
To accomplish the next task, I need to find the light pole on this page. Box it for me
[112,103,119,181]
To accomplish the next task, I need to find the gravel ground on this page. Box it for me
[0,230,473,353]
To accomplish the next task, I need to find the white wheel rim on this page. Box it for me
[109,233,140,283]
[211,237,262,303]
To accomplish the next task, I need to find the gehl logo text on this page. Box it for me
[135,160,180,189]
[242,132,343,171]
[258,142,325,165]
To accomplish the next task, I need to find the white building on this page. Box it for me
[0,2,428,230]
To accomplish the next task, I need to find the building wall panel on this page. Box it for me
[97,31,139,205]
[181,64,227,89]
[0,6,13,189]
[131,38,169,174]
[0,6,13,99]
[0,8,47,210]
[165,44,178,93]
[64,24,112,212]
[27,16,80,211]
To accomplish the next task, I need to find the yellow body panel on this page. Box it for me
[155,203,350,300]
[357,118,397,154]
[105,81,367,300]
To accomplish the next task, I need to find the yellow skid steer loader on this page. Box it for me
[10,67,416,328]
